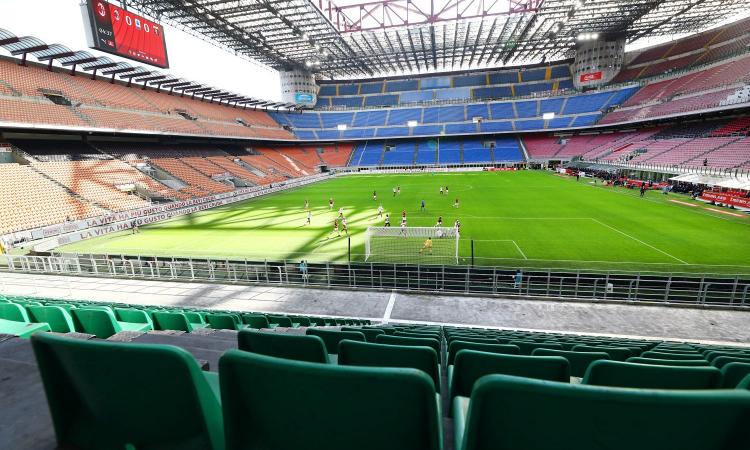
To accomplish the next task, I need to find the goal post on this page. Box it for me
[364,226,459,264]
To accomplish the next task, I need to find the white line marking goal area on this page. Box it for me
[472,240,528,260]
[589,218,689,265]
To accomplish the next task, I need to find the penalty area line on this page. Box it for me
[589,218,689,265]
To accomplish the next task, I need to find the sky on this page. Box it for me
[0,0,282,101]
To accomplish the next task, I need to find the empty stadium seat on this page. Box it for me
[626,356,710,366]
[72,308,151,338]
[453,374,750,450]
[447,341,520,365]
[341,326,385,342]
[376,334,442,361]
[531,348,611,378]
[219,350,442,450]
[152,311,208,333]
[242,314,272,329]
[722,363,750,389]
[572,344,632,361]
[27,305,75,333]
[510,340,564,355]
[306,328,366,354]
[237,329,329,363]
[338,339,440,389]
[583,360,722,389]
[206,313,246,331]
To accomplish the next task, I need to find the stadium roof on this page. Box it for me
[128,0,750,78]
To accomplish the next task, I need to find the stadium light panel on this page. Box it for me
[337,124,347,131]
[407,120,418,127]
[543,112,555,120]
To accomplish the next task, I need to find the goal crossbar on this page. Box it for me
[364,226,459,264]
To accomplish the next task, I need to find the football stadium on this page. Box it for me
[2,0,750,448]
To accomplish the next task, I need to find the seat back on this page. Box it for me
[531,349,610,378]
[0,303,30,322]
[114,308,154,328]
[626,357,710,367]
[376,334,441,360]
[447,336,499,346]
[153,312,193,332]
[206,314,239,330]
[71,308,121,338]
[27,306,75,333]
[448,341,520,365]
[338,340,440,389]
[242,314,270,329]
[341,327,384,342]
[458,374,750,450]
[642,351,707,361]
[510,340,564,355]
[219,350,441,450]
[237,330,329,363]
[713,355,750,368]
[31,333,224,450]
[705,350,750,362]
[450,350,569,399]
[572,344,631,361]
[267,315,293,327]
[721,363,750,388]
[583,360,722,389]
[306,328,365,354]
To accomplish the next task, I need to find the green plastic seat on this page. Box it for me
[705,350,750,362]
[0,318,51,338]
[453,374,750,450]
[289,316,312,327]
[395,331,442,340]
[448,341,520,365]
[31,333,224,450]
[712,355,750,368]
[114,308,154,330]
[153,312,208,332]
[72,308,151,338]
[27,306,76,333]
[449,350,569,400]
[376,334,442,361]
[306,328,365,354]
[572,344,632,361]
[219,350,441,450]
[237,330,329,363]
[267,315,294,327]
[447,336,499,346]
[242,314,271,329]
[532,348,611,378]
[338,340,440,389]
[626,357,710,367]
[721,363,750,388]
[341,327,385,342]
[510,340,563,355]
[583,360,722,390]
[309,317,327,326]
[0,303,31,322]
[206,314,246,331]
[642,350,707,361]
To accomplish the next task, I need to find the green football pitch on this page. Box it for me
[57,171,750,274]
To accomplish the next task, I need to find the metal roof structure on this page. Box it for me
[0,27,297,110]
[127,0,750,78]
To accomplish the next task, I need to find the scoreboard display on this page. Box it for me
[84,0,169,68]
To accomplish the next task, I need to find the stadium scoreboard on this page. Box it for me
[82,0,169,68]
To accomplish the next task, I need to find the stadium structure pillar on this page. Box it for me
[471,239,474,266]
[348,237,351,262]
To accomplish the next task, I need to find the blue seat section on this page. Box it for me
[570,113,602,127]
[490,103,515,120]
[473,86,512,100]
[489,71,519,84]
[436,87,472,101]
[376,127,409,137]
[386,79,419,92]
[438,140,462,164]
[315,97,331,108]
[558,79,574,90]
[551,65,570,78]
[342,128,375,139]
[359,143,384,165]
[445,123,478,134]
[466,104,490,120]
[294,130,317,140]
[332,97,363,108]
[453,74,487,87]
[350,143,367,165]
[416,141,438,164]
[421,76,451,89]
[268,111,291,126]
[548,117,574,129]
[540,98,564,115]
[365,95,399,107]
[412,125,443,136]
[563,92,613,115]
[338,84,358,95]
[318,85,337,96]
[400,90,435,103]
[320,112,354,128]
[316,129,341,140]
[514,119,545,131]
[423,105,465,124]
[481,121,514,133]
[359,82,384,94]
[388,108,422,126]
[382,142,415,165]
[492,137,522,162]
[463,140,493,163]
[287,113,321,128]
[522,68,547,82]
[353,110,388,127]
[605,86,639,107]
[515,101,538,118]
[515,82,552,96]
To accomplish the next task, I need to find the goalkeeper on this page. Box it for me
[419,237,433,255]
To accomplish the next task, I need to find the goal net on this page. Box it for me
[364,226,460,265]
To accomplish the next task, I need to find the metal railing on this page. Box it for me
[3,254,749,308]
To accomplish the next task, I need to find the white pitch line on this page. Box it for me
[590,218,689,265]
[511,240,528,260]
[383,290,397,323]
[472,239,527,259]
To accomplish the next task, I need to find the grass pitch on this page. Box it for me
[57,171,750,274]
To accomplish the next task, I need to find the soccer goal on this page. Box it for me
[364,226,460,264]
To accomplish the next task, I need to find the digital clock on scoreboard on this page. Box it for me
[83,0,169,68]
